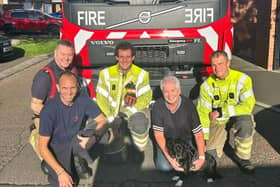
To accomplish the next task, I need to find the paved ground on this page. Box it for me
[0,55,279,187]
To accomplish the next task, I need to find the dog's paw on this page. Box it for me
[175,179,183,187]
[172,175,180,181]
[205,172,222,183]
[207,177,214,183]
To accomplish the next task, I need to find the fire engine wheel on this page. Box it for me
[47,25,59,38]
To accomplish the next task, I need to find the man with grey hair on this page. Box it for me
[151,75,206,172]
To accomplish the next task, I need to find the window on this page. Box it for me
[11,12,28,19]
[28,12,43,20]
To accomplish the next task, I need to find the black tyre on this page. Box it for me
[3,24,15,35]
[47,24,59,38]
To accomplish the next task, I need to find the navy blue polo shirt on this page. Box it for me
[39,93,101,145]
[31,61,73,102]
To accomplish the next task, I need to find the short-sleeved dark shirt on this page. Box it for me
[152,96,202,141]
[31,61,73,102]
[39,94,101,145]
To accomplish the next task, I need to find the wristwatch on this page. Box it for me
[199,155,205,160]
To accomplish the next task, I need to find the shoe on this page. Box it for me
[74,156,92,179]
[41,160,49,175]
[231,154,255,174]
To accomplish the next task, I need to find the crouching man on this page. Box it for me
[39,71,107,187]
[96,41,152,160]
[196,50,256,174]
[151,76,206,172]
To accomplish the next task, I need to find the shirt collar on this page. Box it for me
[165,95,182,114]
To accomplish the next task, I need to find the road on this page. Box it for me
[0,56,279,187]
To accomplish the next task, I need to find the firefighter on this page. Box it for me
[196,50,256,174]
[39,72,108,187]
[30,40,85,175]
[96,41,152,160]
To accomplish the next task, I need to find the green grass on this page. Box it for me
[13,39,58,57]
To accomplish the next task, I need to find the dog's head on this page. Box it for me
[166,138,196,172]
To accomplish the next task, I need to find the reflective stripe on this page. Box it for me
[110,100,117,108]
[235,138,253,148]
[224,42,232,60]
[202,128,209,134]
[200,98,212,110]
[237,74,248,96]
[216,116,230,121]
[140,31,150,39]
[137,85,151,97]
[240,89,254,101]
[198,26,218,51]
[132,134,149,148]
[203,82,213,98]
[97,86,109,98]
[85,78,91,85]
[121,100,125,107]
[74,29,94,54]
[126,106,138,114]
[161,30,184,37]
[132,133,149,143]
[192,125,202,134]
[107,32,127,39]
[236,146,251,154]
[135,70,146,88]
[103,69,110,90]
[153,125,164,131]
[228,105,235,117]
[97,87,117,108]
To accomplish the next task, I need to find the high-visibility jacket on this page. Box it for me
[96,64,152,121]
[196,69,256,140]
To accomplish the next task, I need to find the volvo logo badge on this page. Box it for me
[139,11,151,24]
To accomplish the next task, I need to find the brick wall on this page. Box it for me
[267,0,277,70]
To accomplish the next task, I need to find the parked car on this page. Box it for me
[0,9,61,36]
[0,37,13,59]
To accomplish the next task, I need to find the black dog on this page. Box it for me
[166,137,221,183]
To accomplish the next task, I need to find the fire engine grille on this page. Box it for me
[87,39,204,67]
[135,46,169,59]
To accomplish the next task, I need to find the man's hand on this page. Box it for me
[124,95,137,106]
[190,158,205,171]
[209,111,220,121]
[124,82,137,106]
[77,135,90,149]
[169,158,184,172]
[108,116,122,143]
[110,116,122,129]
[58,171,74,187]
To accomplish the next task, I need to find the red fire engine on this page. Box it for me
[61,0,233,99]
